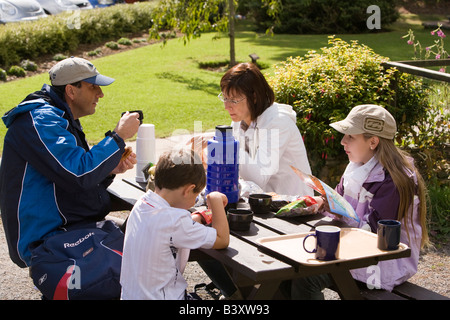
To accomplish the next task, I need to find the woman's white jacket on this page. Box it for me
[232,102,313,196]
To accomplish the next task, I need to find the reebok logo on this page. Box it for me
[64,232,95,248]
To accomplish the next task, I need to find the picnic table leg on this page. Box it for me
[240,280,282,300]
[329,269,363,300]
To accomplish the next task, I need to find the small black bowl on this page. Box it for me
[227,209,254,231]
[248,193,273,214]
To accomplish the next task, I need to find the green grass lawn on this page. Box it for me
[0,14,448,152]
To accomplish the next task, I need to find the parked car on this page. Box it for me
[69,0,92,10]
[0,0,47,24]
[87,0,117,8]
[36,0,92,15]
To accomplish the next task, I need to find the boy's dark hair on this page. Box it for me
[154,149,206,193]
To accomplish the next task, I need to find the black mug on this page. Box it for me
[377,220,401,251]
[227,209,253,231]
[121,110,144,124]
[248,193,272,214]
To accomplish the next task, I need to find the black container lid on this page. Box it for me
[216,125,232,132]
[215,125,233,139]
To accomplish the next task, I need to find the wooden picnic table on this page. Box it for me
[107,178,411,300]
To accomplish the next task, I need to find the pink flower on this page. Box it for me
[436,54,441,59]
[431,31,435,35]
[407,40,414,45]
[426,47,430,51]
[437,30,446,38]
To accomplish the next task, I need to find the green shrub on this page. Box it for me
[117,37,132,45]
[0,68,6,81]
[403,82,450,185]
[428,184,450,241]
[53,53,68,61]
[242,0,398,34]
[7,65,26,77]
[87,48,102,56]
[0,3,154,68]
[105,41,119,50]
[269,37,428,176]
[198,59,229,69]
[20,59,38,72]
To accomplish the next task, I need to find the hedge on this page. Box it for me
[240,0,398,34]
[0,2,155,68]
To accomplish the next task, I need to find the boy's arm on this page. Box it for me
[207,192,230,249]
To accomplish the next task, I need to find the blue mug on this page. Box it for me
[303,226,341,261]
[377,220,401,250]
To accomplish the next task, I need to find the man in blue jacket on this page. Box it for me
[0,57,140,269]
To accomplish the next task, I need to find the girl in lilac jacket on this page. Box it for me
[292,104,429,298]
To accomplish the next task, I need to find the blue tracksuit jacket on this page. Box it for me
[0,84,125,267]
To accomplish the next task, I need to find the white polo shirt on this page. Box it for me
[120,191,217,300]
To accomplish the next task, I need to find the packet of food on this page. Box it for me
[121,146,133,161]
[275,196,318,218]
[191,209,212,225]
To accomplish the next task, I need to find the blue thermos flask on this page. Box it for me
[206,125,239,209]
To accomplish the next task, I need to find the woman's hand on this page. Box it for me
[188,135,209,170]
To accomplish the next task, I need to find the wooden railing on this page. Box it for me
[382,58,450,83]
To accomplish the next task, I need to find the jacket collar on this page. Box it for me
[365,161,386,183]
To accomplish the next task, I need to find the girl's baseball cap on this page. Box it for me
[330,104,397,139]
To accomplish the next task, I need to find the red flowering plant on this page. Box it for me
[269,37,428,178]
[401,25,449,185]
[402,24,449,72]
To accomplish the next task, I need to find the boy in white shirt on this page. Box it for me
[120,149,229,300]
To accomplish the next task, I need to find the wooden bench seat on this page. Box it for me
[358,281,449,300]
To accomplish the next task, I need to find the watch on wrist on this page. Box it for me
[105,130,122,144]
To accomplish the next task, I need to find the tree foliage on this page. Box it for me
[149,0,227,45]
[148,0,282,65]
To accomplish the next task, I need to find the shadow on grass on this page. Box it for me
[235,31,330,63]
[155,72,220,96]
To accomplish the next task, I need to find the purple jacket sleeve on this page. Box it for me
[365,175,400,232]
[335,172,400,232]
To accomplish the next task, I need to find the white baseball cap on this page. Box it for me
[49,57,115,86]
[330,104,397,140]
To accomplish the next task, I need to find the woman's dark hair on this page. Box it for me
[220,63,274,121]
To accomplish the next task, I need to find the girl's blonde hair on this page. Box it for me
[366,134,430,249]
